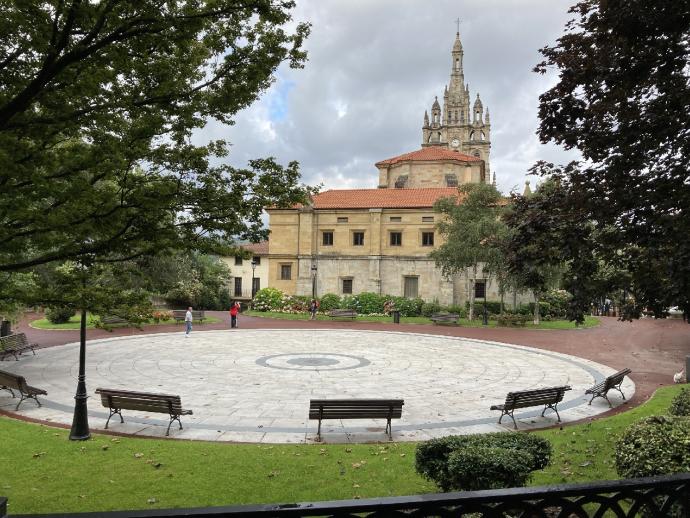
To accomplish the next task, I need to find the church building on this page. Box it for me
[265,31,500,306]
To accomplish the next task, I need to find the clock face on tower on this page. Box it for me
[451,138,460,148]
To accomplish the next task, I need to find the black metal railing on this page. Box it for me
[4,473,689,517]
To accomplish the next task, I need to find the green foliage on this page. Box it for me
[615,416,690,479]
[421,301,442,317]
[534,0,690,320]
[45,306,76,325]
[447,447,533,491]
[443,304,467,318]
[542,290,570,318]
[252,288,285,312]
[0,3,312,274]
[389,296,425,317]
[496,313,530,327]
[160,253,232,310]
[318,293,341,312]
[668,389,690,417]
[415,433,552,491]
[469,300,504,315]
[350,292,388,314]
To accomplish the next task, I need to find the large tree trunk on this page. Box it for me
[533,291,541,325]
[500,291,505,315]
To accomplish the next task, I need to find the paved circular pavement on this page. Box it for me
[0,329,633,443]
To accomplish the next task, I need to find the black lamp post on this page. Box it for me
[482,281,489,326]
[250,259,257,300]
[70,256,92,441]
[311,263,318,299]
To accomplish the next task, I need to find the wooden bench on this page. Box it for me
[490,385,572,429]
[99,315,128,326]
[327,309,357,320]
[430,313,459,325]
[585,368,631,407]
[171,310,205,324]
[95,388,193,436]
[0,333,37,361]
[0,369,47,410]
[309,399,404,441]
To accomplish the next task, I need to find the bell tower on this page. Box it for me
[421,26,491,182]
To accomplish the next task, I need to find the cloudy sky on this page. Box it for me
[202,0,581,195]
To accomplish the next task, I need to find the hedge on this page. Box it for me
[668,388,690,417]
[46,306,76,324]
[415,433,551,492]
[615,415,690,479]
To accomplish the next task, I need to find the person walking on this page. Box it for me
[184,306,193,337]
[230,301,240,328]
[309,299,319,320]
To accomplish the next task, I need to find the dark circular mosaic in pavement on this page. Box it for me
[256,352,371,371]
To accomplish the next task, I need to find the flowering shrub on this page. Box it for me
[151,310,173,323]
[252,287,285,311]
[318,293,341,312]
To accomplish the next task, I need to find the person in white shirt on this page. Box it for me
[184,307,193,337]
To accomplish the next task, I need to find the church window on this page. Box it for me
[403,276,419,298]
[389,216,402,222]
[474,280,486,299]
[394,175,408,188]
[342,278,353,294]
[469,131,475,141]
[390,232,402,246]
[353,232,364,246]
[337,217,349,223]
[422,232,435,246]
[448,111,452,122]
[446,174,458,187]
[454,110,458,121]
[473,150,481,158]
[422,216,434,222]
[480,131,486,141]
[455,58,460,71]
[280,264,292,280]
[322,231,333,246]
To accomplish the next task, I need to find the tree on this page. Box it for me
[534,0,690,317]
[503,179,566,324]
[0,1,312,273]
[431,183,507,320]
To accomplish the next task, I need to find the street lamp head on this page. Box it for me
[251,259,257,270]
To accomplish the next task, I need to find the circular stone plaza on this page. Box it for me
[1,315,687,443]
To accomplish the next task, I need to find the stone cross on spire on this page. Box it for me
[455,17,461,34]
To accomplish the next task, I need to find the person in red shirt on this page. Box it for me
[230,301,240,328]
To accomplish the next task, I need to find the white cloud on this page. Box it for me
[197,1,581,194]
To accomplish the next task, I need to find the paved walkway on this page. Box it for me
[0,313,686,443]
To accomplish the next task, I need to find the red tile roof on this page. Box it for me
[241,241,269,255]
[309,188,461,209]
[375,147,482,167]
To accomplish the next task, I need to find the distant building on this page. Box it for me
[265,31,513,306]
[222,241,268,302]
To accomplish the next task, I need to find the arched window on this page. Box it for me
[469,131,475,141]
[480,131,486,141]
[455,58,460,71]
[473,150,481,158]
[454,110,458,121]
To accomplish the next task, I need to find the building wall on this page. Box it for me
[266,206,528,306]
[377,160,483,189]
[221,254,269,301]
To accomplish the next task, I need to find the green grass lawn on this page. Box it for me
[0,385,683,514]
[244,310,599,330]
[30,314,220,330]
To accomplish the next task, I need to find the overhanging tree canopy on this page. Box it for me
[0,1,312,272]
[533,0,690,315]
